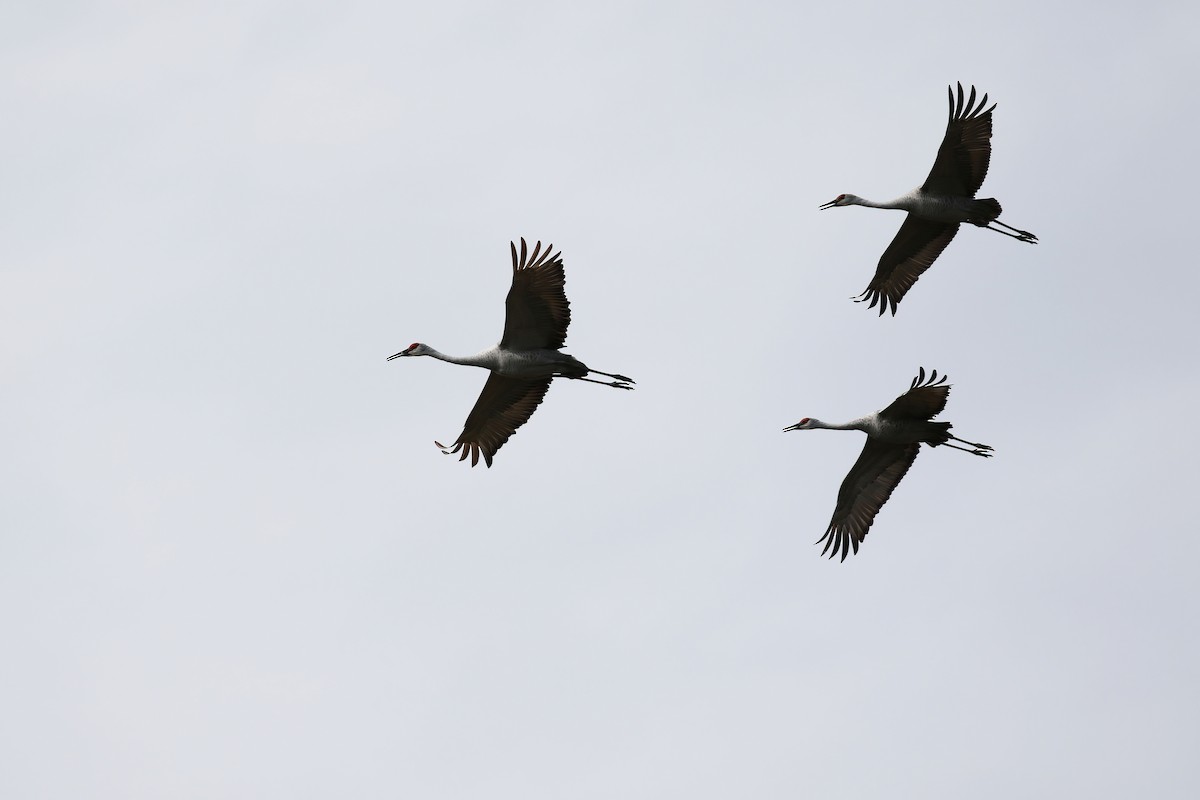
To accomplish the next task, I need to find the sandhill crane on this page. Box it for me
[784,368,992,561]
[388,238,633,467]
[820,83,1037,315]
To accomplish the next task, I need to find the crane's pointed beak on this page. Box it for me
[818,199,837,210]
[386,350,409,361]
[783,423,802,432]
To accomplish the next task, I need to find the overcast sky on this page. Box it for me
[3,1,1198,797]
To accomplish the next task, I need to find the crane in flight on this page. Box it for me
[388,239,634,467]
[784,368,992,560]
[820,83,1037,315]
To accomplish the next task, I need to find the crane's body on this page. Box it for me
[803,413,954,447]
[785,369,991,561]
[397,344,594,380]
[836,190,1003,226]
[388,239,633,468]
[821,83,1037,315]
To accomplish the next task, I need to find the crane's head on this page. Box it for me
[387,342,429,361]
[783,417,816,432]
[819,194,858,210]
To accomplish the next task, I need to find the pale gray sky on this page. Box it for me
[3,1,1198,797]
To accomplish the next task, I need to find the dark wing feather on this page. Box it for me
[855,215,959,315]
[818,440,921,561]
[920,82,995,198]
[500,238,571,350]
[880,367,950,421]
[436,374,553,467]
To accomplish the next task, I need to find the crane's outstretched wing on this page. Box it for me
[855,216,959,315]
[436,373,553,467]
[500,238,572,351]
[880,367,950,421]
[818,439,921,561]
[921,82,995,198]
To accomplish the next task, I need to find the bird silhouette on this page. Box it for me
[784,368,992,560]
[388,239,633,467]
[821,83,1037,315]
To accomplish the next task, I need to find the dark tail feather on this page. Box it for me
[926,421,953,446]
[969,198,1002,225]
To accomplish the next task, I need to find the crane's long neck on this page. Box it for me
[809,416,874,433]
[852,195,911,211]
[423,346,498,370]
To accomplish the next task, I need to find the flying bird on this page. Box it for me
[388,239,634,467]
[820,83,1037,315]
[784,368,992,560]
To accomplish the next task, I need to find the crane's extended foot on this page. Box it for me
[590,369,635,384]
[949,434,992,450]
[944,434,993,457]
[986,220,1037,242]
[993,219,1037,239]
[985,224,1037,243]
[570,376,634,390]
[943,442,993,457]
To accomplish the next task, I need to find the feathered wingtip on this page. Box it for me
[853,288,899,317]
[859,291,897,316]
[510,237,561,273]
[949,82,995,121]
[434,439,493,468]
[816,525,859,562]
[909,366,949,391]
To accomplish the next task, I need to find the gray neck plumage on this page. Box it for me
[853,195,913,211]
[810,417,872,432]
[424,347,496,369]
